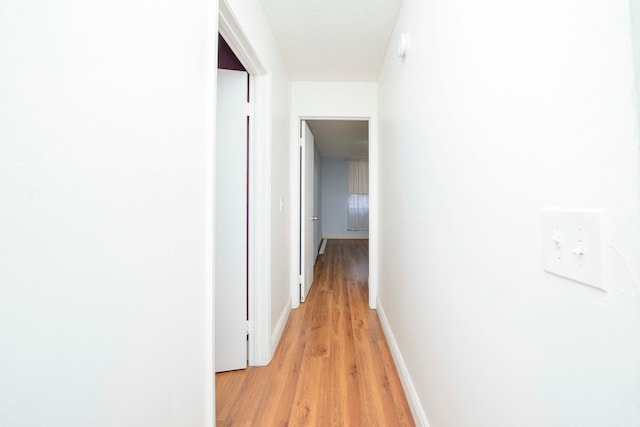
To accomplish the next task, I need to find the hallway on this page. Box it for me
[216,239,414,426]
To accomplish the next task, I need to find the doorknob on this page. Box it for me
[312,216,319,221]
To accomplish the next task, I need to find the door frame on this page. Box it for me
[290,113,379,309]
[218,1,272,366]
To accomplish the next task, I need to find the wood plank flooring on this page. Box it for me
[216,239,414,426]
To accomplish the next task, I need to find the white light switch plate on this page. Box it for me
[542,209,605,290]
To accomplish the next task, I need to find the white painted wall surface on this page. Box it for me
[291,82,377,114]
[377,0,640,426]
[0,0,216,425]
[321,158,368,239]
[630,0,640,131]
[224,0,292,355]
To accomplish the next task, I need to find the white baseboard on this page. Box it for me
[271,299,291,359]
[319,238,328,255]
[321,233,369,240]
[376,298,430,427]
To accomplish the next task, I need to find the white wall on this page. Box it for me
[224,0,292,353]
[291,82,377,114]
[377,0,640,426]
[631,0,640,131]
[321,158,368,239]
[0,1,216,425]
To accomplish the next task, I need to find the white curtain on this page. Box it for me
[347,159,369,231]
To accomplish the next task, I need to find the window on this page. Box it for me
[347,159,369,231]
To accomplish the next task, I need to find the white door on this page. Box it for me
[313,150,321,257]
[300,121,316,302]
[215,69,248,372]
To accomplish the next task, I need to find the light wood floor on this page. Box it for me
[216,239,414,426]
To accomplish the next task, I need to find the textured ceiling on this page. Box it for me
[307,120,369,158]
[260,0,402,81]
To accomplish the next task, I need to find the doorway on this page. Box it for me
[294,116,378,309]
[215,35,249,373]
[216,3,273,370]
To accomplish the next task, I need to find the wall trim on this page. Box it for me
[376,298,430,427]
[271,300,292,359]
[322,233,369,240]
[218,1,266,75]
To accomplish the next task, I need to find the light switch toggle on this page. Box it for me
[542,209,604,290]
[572,240,584,256]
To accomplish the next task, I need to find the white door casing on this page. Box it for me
[215,69,248,372]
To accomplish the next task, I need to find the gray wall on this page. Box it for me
[320,158,368,239]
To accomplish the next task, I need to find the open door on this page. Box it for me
[215,69,248,372]
[300,121,317,302]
